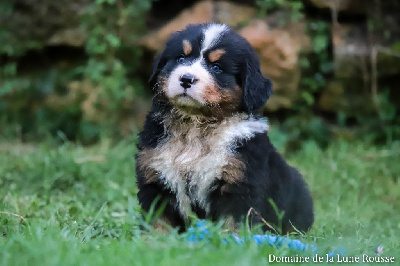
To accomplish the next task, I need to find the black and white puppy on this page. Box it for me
[136,23,314,234]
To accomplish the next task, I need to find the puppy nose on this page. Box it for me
[180,74,196,89]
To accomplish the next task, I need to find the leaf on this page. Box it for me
[301,91,315,105]
[313,35,328,53]
[105,34,121,48]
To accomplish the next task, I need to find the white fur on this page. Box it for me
[201,24,228,53]
[148,115,269,219]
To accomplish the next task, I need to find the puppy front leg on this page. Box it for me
[137,183,185,233]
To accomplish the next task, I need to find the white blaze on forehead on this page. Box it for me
[201,24,228,53]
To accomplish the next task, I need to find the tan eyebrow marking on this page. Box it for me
[208,49,226,62]
[182,39,192,55]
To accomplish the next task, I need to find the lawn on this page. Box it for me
[0,134,399,265]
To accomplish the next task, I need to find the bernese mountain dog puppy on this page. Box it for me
[136,23,314,234]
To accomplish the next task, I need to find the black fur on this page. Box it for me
[136,23,313,234]
[209,134,314,233]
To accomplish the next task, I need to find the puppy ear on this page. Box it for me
[241,56,273,113]
[148,53,167,90]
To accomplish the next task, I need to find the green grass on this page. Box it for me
[0,136,399,265]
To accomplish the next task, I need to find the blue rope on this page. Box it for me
[186,221,388,259]
[186,220,318,253]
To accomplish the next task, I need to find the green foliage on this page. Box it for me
[297,21,332,110]
[0,1,81,140]
[1,0,398,146]
[268,114,332,153]
[356,89,400,144]
[0,139,399,265]
[255,0,334,147]
[0,0,154,142]
[0,63,29,97]
[256,0,304,22]
[80,0,154,135]
[0,1,39,56]
[286,20,335,148]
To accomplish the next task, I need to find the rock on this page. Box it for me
[317,81,344,112]
[47,28,87,47]
[44,79,149,136]
[0,0,89,54]
[317,80,373,116]
[332,20,400,103]
[139,0,256,51]
[303,0,366,14]
[214,1,257,26]
[139,1,214,51]
[332,23,369,79]
[325,22,374,116]
[239,19,310,111]
[141,4,311,112]
[367,0,400,78]
[43,80,106,122]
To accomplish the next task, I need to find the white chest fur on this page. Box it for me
[148,115,269,219]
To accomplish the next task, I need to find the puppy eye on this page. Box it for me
[211,64,222,73]
[177,55,185,64]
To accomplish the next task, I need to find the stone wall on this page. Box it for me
[1,0,399,140]
[141,0,400,115]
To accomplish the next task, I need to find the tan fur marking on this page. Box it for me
[208,49,226,62]
[203,84,222,104]
[221,156,246,184]
[182,39,192,55]
[137,149,159,184]
[220,85,242,110]
[207,85,243,118]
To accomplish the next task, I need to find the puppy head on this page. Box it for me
[149,23,272,117]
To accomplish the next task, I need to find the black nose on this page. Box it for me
[180,74,196,89]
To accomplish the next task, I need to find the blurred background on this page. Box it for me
[0,0,399,148]
[0,2,399,261]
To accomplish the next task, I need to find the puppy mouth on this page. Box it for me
[172,93,202,107]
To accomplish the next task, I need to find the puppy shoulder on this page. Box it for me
[234,131,288,177]
[235,131,303,189]
[234,130,274,158]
